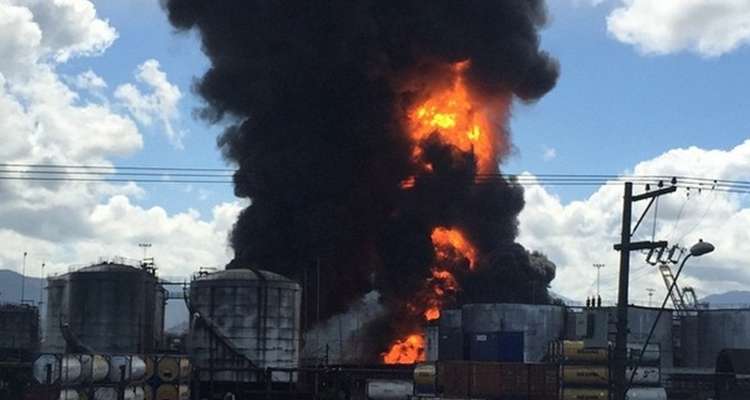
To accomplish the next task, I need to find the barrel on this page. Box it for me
[93,387,118,400]
[178,385,190,400]
[178,357,191,381]
[626,387,667,400]
[627,343,661,365]
[625,366,660,386]
[33,354,60,384]
[124,386,145,400]
[413,363,436,395]
[144,356,156,381]
[560,341,608,364]
[60,355,83,383]
[366,379,414,400]
[143,386,153,400]
[563,388,609,400]
[562,366,609,386]
[59,389,80,400]
[155,385,178,400]
[80,354,110,382]
[109,355,147,382]
[158,356,179,382]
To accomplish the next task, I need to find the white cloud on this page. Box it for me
[607,0,750,57]
[0,0,235,279]
[115,59,184,148]
[519,139,750,305]
[542,146,557,161]
[71,69,107,91]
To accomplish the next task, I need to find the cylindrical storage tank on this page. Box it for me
[627,307,673,369]
[626,387,667,400]
[625,366,660,386]
[65,263,165,353]
[561,365,609,386]
[43,276,68,352]
[157,356,179,382]
[366,379,414,400]
[109,355,146,382]
[155,385,178,400]
[60,355,83,383]
[563,388,609,400]
[627,343,660,365]
[461,304,566,362]
[413,363,436,395]
[93,387,118,400]
[189,268,302,383]
[80,354,110,382]
[178,357,190,381]
[58,389,80,400]
[558,341,609,364]
[33,354,60,384]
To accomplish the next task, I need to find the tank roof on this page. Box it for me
[76,262,145,273]
[195,268,294,283]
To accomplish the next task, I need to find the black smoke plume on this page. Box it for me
[165,0,559,360]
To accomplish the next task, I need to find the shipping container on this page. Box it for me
[469,332,524,362]
[438,327,463,361]
[528,363,560,397]
[469,362,506,398]
[436,361,471,398]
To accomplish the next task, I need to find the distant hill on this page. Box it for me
[701,291,750,308]
[0,269,45,309]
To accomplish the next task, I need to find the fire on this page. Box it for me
[383,227,478,364]
[431,227,477,269]
[381,334,426,364]
[407,61,498,173]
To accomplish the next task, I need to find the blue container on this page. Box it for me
[469,331,524,362]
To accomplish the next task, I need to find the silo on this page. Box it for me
[461,304,566,362]
[188,268,301,382]
[42,275,68,352]
[46,262,166,353]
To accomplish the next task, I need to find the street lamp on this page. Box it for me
[626,239,715,391]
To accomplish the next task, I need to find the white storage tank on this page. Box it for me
[188,268,301,382]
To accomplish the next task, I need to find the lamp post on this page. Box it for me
[626,239,715,391]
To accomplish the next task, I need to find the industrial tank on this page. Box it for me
[44,261,166,354]
[188,268,301,382]
[42,276,68,352]
[679,309,750,368]
[461,303,566,362]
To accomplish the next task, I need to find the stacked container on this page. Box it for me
[138,354,192,400]
[625,343,664,399]
[30,353,152,400]
[413,361,558,399]
[549,340,610,400]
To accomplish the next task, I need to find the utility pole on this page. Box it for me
[138,243,152,261]
[646,288,655,307]
[613,181,676,400]
[20,251,28,305]
[593,263,605,298]
[39,262,45,307]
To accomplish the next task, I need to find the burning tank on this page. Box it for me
[42,259,166,353]
[187,266,301,383]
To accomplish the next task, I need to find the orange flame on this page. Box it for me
[431,227,477,269]
[407,61,497,173]
[381,334,426,364]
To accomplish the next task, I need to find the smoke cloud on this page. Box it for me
[165,0,559,360]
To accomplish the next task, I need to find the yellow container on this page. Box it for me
[561,341,609,364]
[562,365,609,385]
[563,388,610,400]
[158,356,180,382]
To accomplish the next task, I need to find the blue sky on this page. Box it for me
[67,0,750,213]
